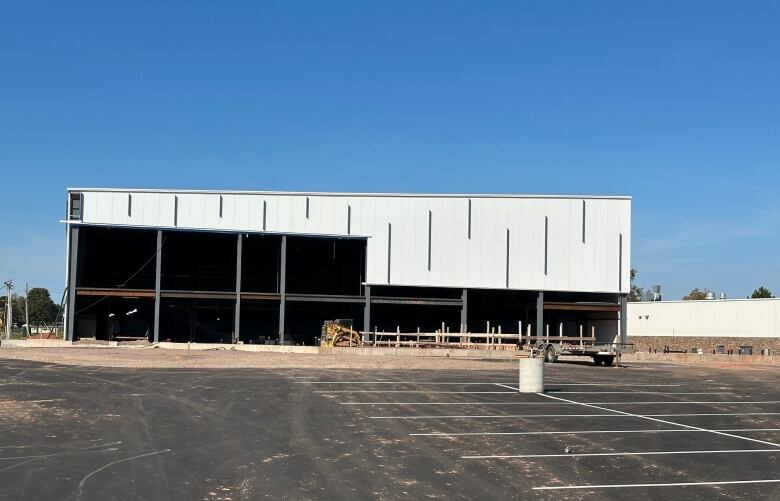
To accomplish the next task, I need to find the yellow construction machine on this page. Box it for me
[320,319,363,347]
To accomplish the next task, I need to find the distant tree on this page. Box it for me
[751,286,774,299]
[26,288,58,331]
[682,288,711,301]
[0,294,26,326]
[628,268,644,302]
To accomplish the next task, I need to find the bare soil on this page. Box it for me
[0,347,519,370]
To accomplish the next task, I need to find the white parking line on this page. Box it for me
[533,479,780,490]
[340,400,780,406]
[296,381,682,387]
[316,390,518,394]
[500,384,731,396]
[553,392,732,395]
[538,392,780,448]
[412,428,780,437]
[463,449,780,459]
[370,412,780,420]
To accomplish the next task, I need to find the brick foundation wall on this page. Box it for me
[629,336,779,354]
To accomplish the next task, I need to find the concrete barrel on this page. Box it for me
[518,357,545,393]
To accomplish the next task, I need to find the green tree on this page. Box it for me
[26,288,58,331]
[682,288,711,301]
[0,294,26,325]
[628,268,644,302]
[751,286,774,299]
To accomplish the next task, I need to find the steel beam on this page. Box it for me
[234,234,242,344]
[65,226,79,341]
[279,235,287,344]
[370,297,462,306]
[286,293,365,304]
[153,230,162,343]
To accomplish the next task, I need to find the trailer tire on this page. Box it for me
[602,355,615,367]
[544,345,558,363]
[592,355,602,366]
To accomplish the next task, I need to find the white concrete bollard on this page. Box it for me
[518,357,545,393]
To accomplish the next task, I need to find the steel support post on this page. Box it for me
[279,235,287,344]
[65,226,79,341]
[234,234,242,344]
[363,284,371,342]
[536,291,544,344]
[460,289,468,333]
[153,230,162,343]
[619,294,628,345]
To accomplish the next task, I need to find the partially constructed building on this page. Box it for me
[63,189,631,346]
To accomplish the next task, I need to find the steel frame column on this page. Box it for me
[153,230,162,343]
[460,289,468,332]
[65,226,79,341]
[619,294,628,345]
[279,235,287,344]
[234,234,242,344]
[536,291,544,343]
[363,285,371,342]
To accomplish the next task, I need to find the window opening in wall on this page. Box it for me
[69,192,83,220]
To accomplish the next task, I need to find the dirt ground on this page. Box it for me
[0,347,774,372]
[0,347,528,370]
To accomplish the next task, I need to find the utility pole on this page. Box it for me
[25,283,30,339]
[3,280,13,340]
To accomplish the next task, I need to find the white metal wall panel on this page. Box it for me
[69,189,631,294]
[628,299,780,338]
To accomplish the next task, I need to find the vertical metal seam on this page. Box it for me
[174,196,178,227]
[128,194,132,218]
[305,197,310,219]
[427,210,432,271]
[582,200,586,243]
[467,199,472,239]
[505,228,510,288]
[262,200,267,231]
[219,195,223,218]
[544,216,549,276]
[387,222,392,284]
[619,233,623,292]
[347,205,351,235]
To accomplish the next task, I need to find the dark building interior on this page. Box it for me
[70,226,619,345]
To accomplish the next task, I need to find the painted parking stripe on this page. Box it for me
[463,449,780,459]
[538,392,780,448]
[533,479,780,491]
[370,412,780,420]
[553,392,732,395]
[295,381,681,386]
[412,428,780,437]
[341,400,780,406]
[316,390,518,394]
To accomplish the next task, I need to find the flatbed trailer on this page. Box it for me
[530,337,635,366]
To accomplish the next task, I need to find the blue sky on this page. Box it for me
[1,1,778,300]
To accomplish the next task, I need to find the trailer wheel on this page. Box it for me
[544,345,558,363]
[592,355,602,366]
[602,355,615,367]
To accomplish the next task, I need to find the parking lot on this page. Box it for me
[0,356,777,500]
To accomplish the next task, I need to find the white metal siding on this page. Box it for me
[628,299,780,338]
[73,189,631,293]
